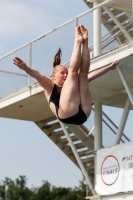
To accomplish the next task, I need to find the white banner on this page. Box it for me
[95,141,133,195]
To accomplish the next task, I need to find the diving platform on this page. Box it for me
[0,42,133,120]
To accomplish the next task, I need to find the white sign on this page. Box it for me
[95,141,133,195]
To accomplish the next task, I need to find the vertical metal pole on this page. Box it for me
[114,97,131,145]
[117,67,133,106]
[75,17,78,27]
[93,2,101,57]
[94,102,102,150]
[94,102,102,187]
[132,0,133,22]
[28,42,32,86]
[59,121,96,195]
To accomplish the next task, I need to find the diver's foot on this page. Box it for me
[80,25,88,40]
[75,25,84,43]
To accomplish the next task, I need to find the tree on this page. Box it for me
[0,175,89,200]
[74,176,92,199]
[31,181,52,200]
[0,176,33,200]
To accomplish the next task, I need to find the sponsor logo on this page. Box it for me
[122,157,125,161]
[101,155,120,186]
[122,155,133,161]
[122,155,133,169]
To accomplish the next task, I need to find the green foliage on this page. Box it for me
[31,181,52,200]
[0,175,91,200]
[0,176,33,200]
[51,187,75,200]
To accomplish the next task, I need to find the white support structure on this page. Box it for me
[114,97,131,145]
[103,5,132,42]
[132,0,133,16]
[88,126,95,136]
[117,67,133,106]
[94,102,102,150]
[59,121,96,196]
[94,102,102,187]
[93,2,101,57]
[67,124,94,150]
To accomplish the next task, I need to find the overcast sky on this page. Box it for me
[0,0,133,189]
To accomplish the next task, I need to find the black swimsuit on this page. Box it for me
[49,84,87,125]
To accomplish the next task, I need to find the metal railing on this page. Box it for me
[84,107,130,147]
[0,0,132,99]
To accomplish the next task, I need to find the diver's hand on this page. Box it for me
[109,60,120,70]
[13,57,27,70]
